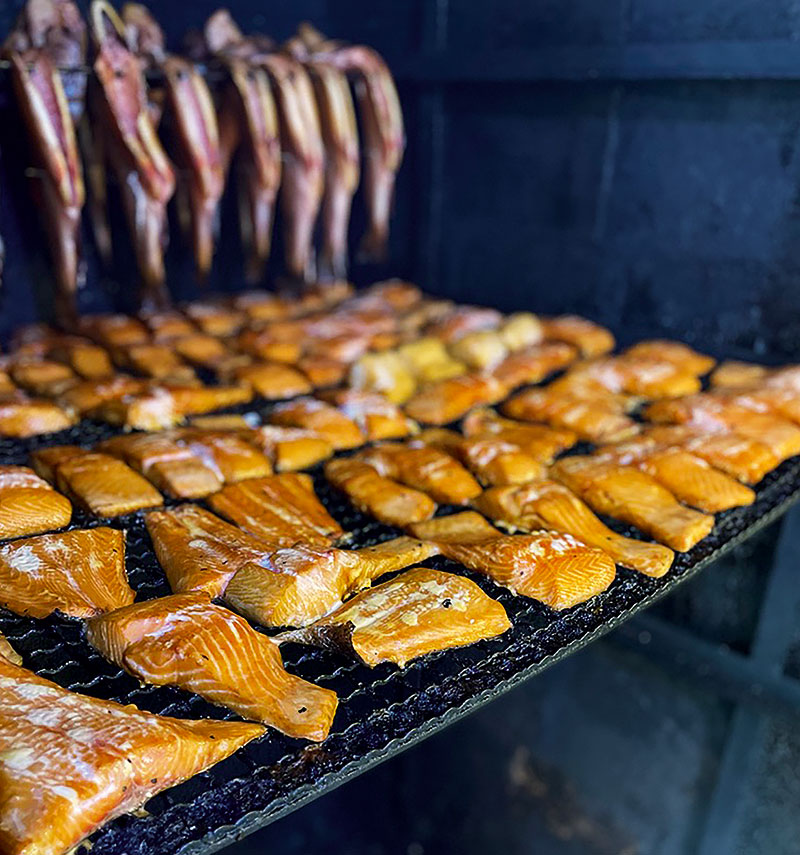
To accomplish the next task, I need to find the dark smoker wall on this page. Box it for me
[2,0,800,357]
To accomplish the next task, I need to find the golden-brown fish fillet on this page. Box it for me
[416,428,547,487]
[0,656,263,855]
[325,458,437,526]
[227,360,313,399]
[208,473,344,549]
[0,396,74,437]
[269,396,364,449]
[172,428,272,483]
[710,360,771,389]
[407,511,615,609]
[57,374,149,415]
[0,527,132,618]
[0,465,72,539]
[357,442,482,504]
[540,315,615,357]
[549,456,714,552]
[280,566,511,667]
[473,480,674,577]
[491,341,578,389]
[403,373,509,426]
[318,389,417,440]
[224,536,437,627]
[0,631,21,665]
[249,425,334,471]
[461,408,578,459]
[9,359,77,397]
[624,340,715,375]
[87,593,338,740]
[32,445,163,517]
[146,504,273,597]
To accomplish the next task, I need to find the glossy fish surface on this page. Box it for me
[0,465,72,539]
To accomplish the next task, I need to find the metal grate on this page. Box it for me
[2,408,800,855]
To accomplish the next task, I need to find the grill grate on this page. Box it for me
[2,407,800,855]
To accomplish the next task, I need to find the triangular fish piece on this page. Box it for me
[0,656,263,855]
[87,593,337,741]
[0,527,133,618]
[407,511,616,610]
[0,632,21,665]
[280,566,510,667]
[0,465,72,539]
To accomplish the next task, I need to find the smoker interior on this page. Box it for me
[2,1,800,853]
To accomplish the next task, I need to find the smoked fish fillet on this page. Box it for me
[87,593,338,740]
[208,473,344,548]
[172,428,272,483]
[641,425,779,485]
[224,536,437,627]
[249,425,334,471]
[0,632,21,665]
[0,656,263,855]
[462,408,577,459]
[403,373,509,426]
[540,315,615,357]
[280,567,511,667]
[415,428,547,486]
[269,397,364,449]
[356,442,482,504]
[473,480,674,577]
[0,466,72,539]
[550,456,714,552]
[146,504,274,597]
[324,458,437,526]
[407,511,616,609]
[31,445,163,517]
[228,360,313,399]
[0,396,74,438]
[490,341,577,389]
[0,527,132,618]
[624,340,715,375]
[318,389,418,440]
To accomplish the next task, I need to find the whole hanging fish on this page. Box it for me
[123,4,224,282]
[198,10,281,284]
[88,0,175,309]
[3,0,87,325]
[286,25,360,280]
[303,24,404,263]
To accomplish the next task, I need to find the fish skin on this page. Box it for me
[356,442,482,505]
[224,536,437,628]
[280,566,510,668]
[0,633,21,665]
[0,527,132,619]
[87,593,338,740]
[145,504,274,597]
[0,656,263,855]
[550,456,714,553]
[473,480,674,578]
[0,465,72,539]
[325,458,437,527]
[208,473,345,549]
[407,511,615,610]
[31,445,163,517]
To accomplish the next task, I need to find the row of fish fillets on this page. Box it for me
[4,328,800,854]
[0,281,590,438]
[2,0,404,320]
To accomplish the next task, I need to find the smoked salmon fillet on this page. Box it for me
[269,397,364,449]
[415,428,547,486]
[208,473,345,548]
[8,360,77,397]
[0,527,133,618]
[249,425,334,471]
[280,567,511,667]
[640,425,780,484]
[624,340,715,375]
[0,466,72,539]
[710,360,771,389]
[502,387,638,443]
[490,341,577,389]
[563,355,702,398]
[31,445,163,517]
[226,360,313,399]
[596,444,755,513]
[146,504,273,597]
[462,408,577,459]
[644,394,800,461]
[325,458,437,526]
[356,442,482,504]
[549,456,714,552]
[403,373,509,426]
[224,536,437,627]
[407,511,616,609]
[0,656,263,855]
[172,428,272,483]
[86,593,338,741]
[56,375,150,416]
[540,315,615,357]
[0,632,21,665]
[100,432,224,498]
[318,389,418,440]
[473,480,674,577]
[0,396,74,437]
